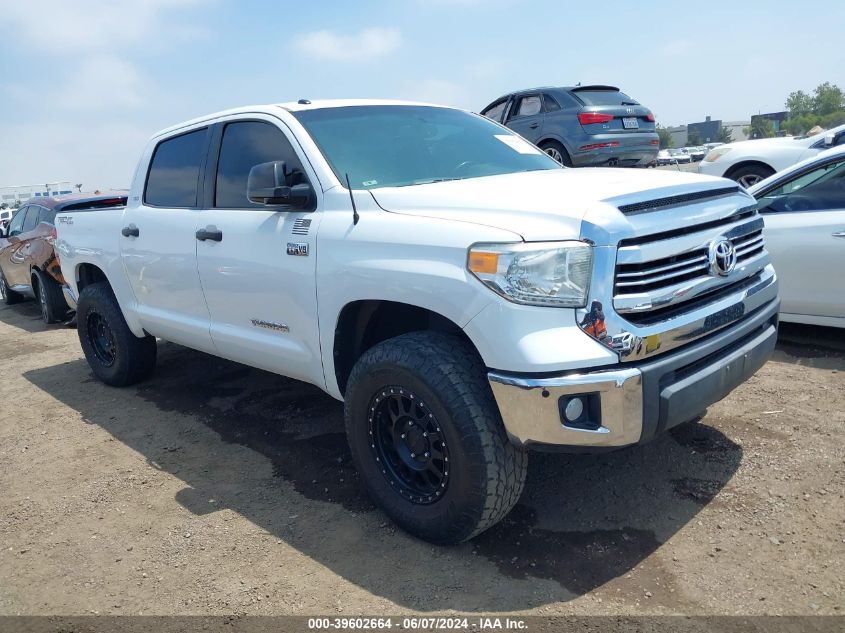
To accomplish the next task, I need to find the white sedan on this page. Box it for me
[748,145,845,328]
[699,123,845,188]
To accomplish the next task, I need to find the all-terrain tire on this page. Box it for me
[77,282,157,386]
[33,269,70,324]
[344,331,527,544]
[0,271,23,305]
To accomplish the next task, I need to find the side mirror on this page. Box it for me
[823,133,835,147]
[247,161,315,209]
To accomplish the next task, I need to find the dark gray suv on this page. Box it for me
[481,85,659,167]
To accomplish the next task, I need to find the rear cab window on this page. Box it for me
[144,128,209,207]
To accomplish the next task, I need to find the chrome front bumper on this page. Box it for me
[489,296,779,450]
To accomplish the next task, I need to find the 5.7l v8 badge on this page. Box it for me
[286,242,309,257]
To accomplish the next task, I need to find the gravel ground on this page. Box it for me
[0,299,842,617]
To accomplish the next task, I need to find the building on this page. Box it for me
[750,111,789,137]
[0,182,75,208]
[666,117,750,148]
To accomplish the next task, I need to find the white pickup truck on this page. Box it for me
[56,100,779,543]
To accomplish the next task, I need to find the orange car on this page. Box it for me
[0,193,127,323]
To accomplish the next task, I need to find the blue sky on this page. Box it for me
[1,0,843,188]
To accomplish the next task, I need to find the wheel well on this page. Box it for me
[76,263,109,292]
[723,160,774,179]
[333,300,478,396]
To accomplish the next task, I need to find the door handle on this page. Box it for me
[529,122,540,129]
[833,231,845,238]
[196,227,223,242]
[121,225,139,238]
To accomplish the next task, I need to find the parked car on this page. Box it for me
[748,144,845,328]
[480,85,659,167]
[668,148,691,164]
[656,149,676,165]
[687,146,706,161]
[699,123,845,187]
[56,100,777,543]
[0,208,15,231]
[0,192,127,323]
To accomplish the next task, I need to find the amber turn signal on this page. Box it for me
[468,251,499,274]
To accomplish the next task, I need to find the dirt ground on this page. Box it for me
[0,299,842,617]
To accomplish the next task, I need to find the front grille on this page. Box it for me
[614,227,764,296]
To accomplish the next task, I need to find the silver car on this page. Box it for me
[481,85,659,167]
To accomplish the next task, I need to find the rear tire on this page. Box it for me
[33,269,69,324]
[729,164,775,188]
[0,271,23,305]
[344,331,527,544]
[539,140,572,167]
[77,282,157,386]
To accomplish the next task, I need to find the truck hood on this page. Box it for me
[369,168,733,241]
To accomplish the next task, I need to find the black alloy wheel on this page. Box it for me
[86,311,117,367]
[368,387,451,504]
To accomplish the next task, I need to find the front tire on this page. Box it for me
[730,164,775,188]
[33,269,70,324]
[344,332,527,544]
[77,282,157,386]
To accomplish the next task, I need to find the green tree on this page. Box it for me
[717,126,734,143]
[813,82,844,116]
[687,129,702,146]
[745,118,775,139]
[656,125,673,149]
[785,90,814,117]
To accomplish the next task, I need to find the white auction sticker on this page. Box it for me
[494,134,543,155]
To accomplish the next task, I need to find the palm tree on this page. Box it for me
[75,183,83,193]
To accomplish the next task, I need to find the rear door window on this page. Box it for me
[214,121,306,208]
[37,206,57,225]
[512,95,542,118]
[145,128,208,207]
[571,90,639,106]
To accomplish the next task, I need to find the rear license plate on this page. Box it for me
[622,117,639,129]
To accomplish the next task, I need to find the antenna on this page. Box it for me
[345,173,359,225]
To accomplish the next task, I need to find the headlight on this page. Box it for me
[467,241,593,307]
[703,147,732,162]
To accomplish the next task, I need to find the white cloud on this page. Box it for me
[293,27,402,62]
[2,0,207,52]
[57,56,147,110]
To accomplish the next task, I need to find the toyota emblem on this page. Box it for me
[709,238,737,276]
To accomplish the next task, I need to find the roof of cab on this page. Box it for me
[151,99,457,139]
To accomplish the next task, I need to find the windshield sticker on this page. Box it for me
[362,179,378,186]
[494,135,543,155]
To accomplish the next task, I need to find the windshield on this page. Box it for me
[293,105,561,189]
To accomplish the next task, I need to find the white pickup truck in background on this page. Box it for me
[55,100,779,543]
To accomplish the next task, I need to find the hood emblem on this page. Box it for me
[708,237,737,276]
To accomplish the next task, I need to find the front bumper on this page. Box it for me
[489,297,778,450]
